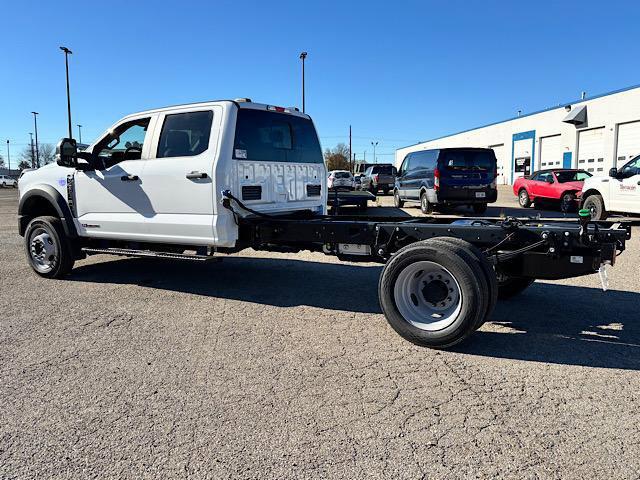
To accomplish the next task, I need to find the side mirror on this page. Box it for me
[609,167,618,178]
[56,138,77,167]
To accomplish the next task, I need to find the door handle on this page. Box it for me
[120,174,139,181]
[186,171,209,179]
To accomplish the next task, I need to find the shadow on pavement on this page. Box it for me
[458,282,640,370]
[71,256,640,369]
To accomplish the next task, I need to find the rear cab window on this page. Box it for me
[370,165,396,175]
[233,109,323,163]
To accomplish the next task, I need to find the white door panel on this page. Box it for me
[75,160,149,237]
[578,127,606,175]
[616,121,640,167]
[539,135,562,169]
[141,107,222,244]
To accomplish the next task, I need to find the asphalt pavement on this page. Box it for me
[1,186,639,479]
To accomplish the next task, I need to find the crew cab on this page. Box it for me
[513,169,592,212]
[16,99,630,350]
[581,156,640,220]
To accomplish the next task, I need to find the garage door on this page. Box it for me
[577,127,606,174]
[616,120,640,166]
[489,144,507,184]
[539,135,563,169]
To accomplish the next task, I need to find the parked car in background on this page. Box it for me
[395,148,497,214]
[360,164,396,195]
[513,168,592,212]
[353,174,363,190]
[327,170,355,190]
[581,155,640,220]
[0,175,17,187]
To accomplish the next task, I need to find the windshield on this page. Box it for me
[233,109,323,163]
[555,170,592,183]
[441,150,495,171]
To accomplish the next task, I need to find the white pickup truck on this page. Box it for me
[17,99,631,349]
[582,156,640,220]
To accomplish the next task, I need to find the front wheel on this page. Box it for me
[379,239,488,348]
[393,190,405,208]
[583,194,608,220]
[518,188,532,208]
[24,216,75,278]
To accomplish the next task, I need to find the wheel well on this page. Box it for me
[561,189,579,198]
[21,195,59,219]
[581,188,601,201]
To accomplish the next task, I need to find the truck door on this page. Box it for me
[611,156,640,213]
[141,107,222,244]
[74,115,155,239]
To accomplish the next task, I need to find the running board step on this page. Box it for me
[81,247,218,262]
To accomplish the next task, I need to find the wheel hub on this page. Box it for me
[29,229,57,272]
[393,261,462,331]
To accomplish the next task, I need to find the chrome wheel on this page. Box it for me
[29,227,58,273]
[519,190,529,206]
[393,261,463,331]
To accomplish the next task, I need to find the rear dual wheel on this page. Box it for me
[379,238,497,348]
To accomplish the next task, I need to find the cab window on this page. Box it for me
[399,155,411,175]
[157,111,213,158]
[93,117,150,169]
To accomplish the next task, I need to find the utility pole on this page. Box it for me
[299,52,307,113]
[60,46,73,138]
[5,140,9,171]
[349,125,352,173]
[371,141,379,164]
[29,133,35,168]
[77,124,83,143]
[31,111,40,167]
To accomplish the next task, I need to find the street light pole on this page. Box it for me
[299,51,307,113]
[60,46,73,138]
[371,141,379,164]
[29,133,35,168]
[77,124,82,143]
[31,111,40,167]
[5,140,9,171]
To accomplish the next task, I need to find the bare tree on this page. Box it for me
[39,143,56,165]
[18,160,31,170]
[0,154,4,168]
[324,143,351,171]
[19,145,35,168]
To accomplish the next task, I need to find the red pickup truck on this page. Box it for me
[513,169,592,212]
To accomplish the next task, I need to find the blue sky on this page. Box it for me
[1,0,639,164]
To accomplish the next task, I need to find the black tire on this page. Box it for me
[560,192,576,213]
[378,239,487,348]
[432,237,498,327]
[583,194,608,220]
[369,186,378,195]
[497,275,535,299]
[518,188,532,208]
[472,203,488,215]
[24,216,75,279]
[393,189,405,208]
[382,188,390,195]
[420,191,432,214]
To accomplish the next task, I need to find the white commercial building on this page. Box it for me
[396,85,640,185]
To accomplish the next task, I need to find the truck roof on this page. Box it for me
[119,99,311,121]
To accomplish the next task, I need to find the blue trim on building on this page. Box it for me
[511,130,536,184]
[400,83,640,149]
